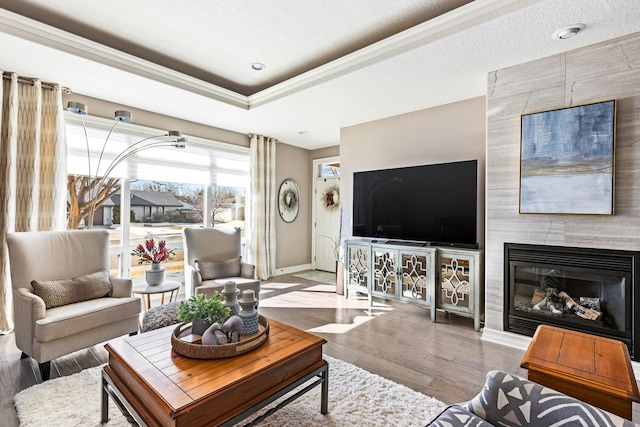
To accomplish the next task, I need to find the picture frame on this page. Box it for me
[519,100,616,215]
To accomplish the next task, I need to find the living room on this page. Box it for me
[2,1,640,426]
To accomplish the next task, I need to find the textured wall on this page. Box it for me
[341,96,487,248]
[484,31,640,332]
[275,142,313,270]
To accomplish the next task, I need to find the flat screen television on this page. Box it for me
[352,160,478,248]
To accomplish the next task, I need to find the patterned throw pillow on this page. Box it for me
[31,270,113,309]
[427,405,493,427]
[195,257,242,280]
[462,370,637,427]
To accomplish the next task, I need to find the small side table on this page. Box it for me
[132,280,181,312]
[521,324,640,419]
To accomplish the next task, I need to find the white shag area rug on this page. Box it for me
[14,355,446,427]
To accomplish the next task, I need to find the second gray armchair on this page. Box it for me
[183,227,260,303]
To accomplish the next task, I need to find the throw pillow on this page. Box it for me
[196,257,242,280]
[31,270,113,309]
[427,405,493,427]
[463,370,637,427]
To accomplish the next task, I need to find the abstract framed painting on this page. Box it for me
[519,100,616,215]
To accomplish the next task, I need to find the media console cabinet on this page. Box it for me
[344,240,484,331]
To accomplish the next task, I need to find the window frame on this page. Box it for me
[65,113,250,278]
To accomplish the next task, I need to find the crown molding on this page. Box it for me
[0,0,537,111]
[248,0,540,107]
[0,8,248,109]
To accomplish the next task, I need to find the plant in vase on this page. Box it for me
[177,293,231,335]
[131,239,175,286]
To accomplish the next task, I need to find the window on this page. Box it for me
[126,179,205,281]
[65,113,250,280]
[320,162,340,177]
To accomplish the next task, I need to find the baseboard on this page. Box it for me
[481,328,532,350]
[482,328,640,380]
[274,264,313,276]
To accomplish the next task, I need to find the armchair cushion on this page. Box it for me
[35,297,141,342]
[31,270,112,309]
[196,257,242,280]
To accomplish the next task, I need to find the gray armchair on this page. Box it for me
[183,227,260,303]
[6,230,141,380]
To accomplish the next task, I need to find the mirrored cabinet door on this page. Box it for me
[436,249,484,331]
[345,242,370,299]
[372,247,397,299]
[399,251,434,306]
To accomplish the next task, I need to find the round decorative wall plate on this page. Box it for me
[278,179,299,222]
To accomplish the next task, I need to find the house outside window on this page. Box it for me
[64,114,250,281]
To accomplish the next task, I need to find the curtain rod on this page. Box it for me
[2,72,70,92]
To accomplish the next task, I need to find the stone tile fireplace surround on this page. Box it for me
[483,30,640,368]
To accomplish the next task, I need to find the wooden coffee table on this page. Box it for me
[521,324,640,419]
[101,318,328,426]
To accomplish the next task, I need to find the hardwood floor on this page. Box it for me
[1,271,627,426]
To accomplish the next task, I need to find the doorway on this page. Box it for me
[312,157,340,272]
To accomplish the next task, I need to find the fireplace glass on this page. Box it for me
[504,243,639,360]
[512,264,628,335]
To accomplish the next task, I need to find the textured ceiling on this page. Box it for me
[0,0,639,149]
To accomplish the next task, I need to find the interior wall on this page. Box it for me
[275,142,313,271]
[62,93,249,146]
[310,146,340,160]
[340,96,487,248]
[484,31,640,333]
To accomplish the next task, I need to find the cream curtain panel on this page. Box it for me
[248,134,276,280]
[0,72,67,334]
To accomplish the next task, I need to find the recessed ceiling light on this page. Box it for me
[298,130,308,135]
[250,62,266,71]
[552,23,586,40]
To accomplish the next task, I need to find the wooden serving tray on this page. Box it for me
[171,315,269,359]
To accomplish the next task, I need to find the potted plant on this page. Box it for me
[177,293,231,335]
[131,239,176,286]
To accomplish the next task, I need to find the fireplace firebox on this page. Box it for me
[504,243,640,360]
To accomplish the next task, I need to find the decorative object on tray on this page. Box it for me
[239,289,259,335]
[221,315,243,342]
[199,315,244,345]
[201,323,218,345]
[172,315,270,359]
[176,292,231,335]
[131,239,176,286]
[222,281,241,316]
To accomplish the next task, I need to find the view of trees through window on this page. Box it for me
[66,174,122,230]
[66,175,246,281]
